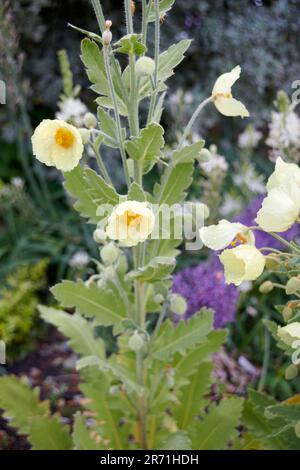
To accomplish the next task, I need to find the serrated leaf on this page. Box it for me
[0,376,49,435]
[148,0,175,22]
[152,309,213,361]
[29,415,72,450]
[265,403,300,422]
[158,431,192,450]
[96,96,128,117]
[115,34,146,56]
[125,123,164,174]
[51,280,127,326]
[73,412,103,450]
[64,166,120,224]
[174,363,213,429]
[172,141,205,164]
[153,160,194,207]
[39,306,105,359]
[97,107,124,148]
[127,182,147,202]
[128,256,175,283]
[190,397,244,450]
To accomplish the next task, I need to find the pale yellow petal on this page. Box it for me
[212,65,241,95]
[214,97,249,118]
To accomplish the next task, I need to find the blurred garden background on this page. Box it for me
[1,0,300,449]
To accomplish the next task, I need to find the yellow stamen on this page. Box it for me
[213,92,232,100]
[55,127,75,149]
[230,232,248,247]
[123,210,142,227]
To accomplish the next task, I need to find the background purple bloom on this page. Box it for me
[172,256,239,328]
[234,195,300,249]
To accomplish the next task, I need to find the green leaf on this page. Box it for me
[125,123,165,174]
[148,0,176,22]
[128,256,175,283]
[190,397,244,450]
[265,403,300,422]
[77,356,143,395]
[115,34,146,56]
[158,431,192,450]
[29,415,72,450]
[158,39,192,83]
[153,159,194,207]
[64,166,120,224]
[0,376,49,434]
[39,306,105,359]
[172,141,205,164]
[127,182,147,202]
[97,107,124,149]
[80,38,108,96]
[73,412,103,450]
[174,363,213,429]
[51,280,127,326]
[96,96,128,117]
[152,309,213,361]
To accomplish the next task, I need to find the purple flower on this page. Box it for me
[172,256,239,328]
[234,195,300,249]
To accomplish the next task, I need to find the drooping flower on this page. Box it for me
[200,219,255,251]
[277,323,300,346]
[219,245,265,286]
[106,200,155,247]
[32,119,84,172]
[266,157,300,191]
[211,66,249,118]
[172,256,239,328]
[255,182,300,233]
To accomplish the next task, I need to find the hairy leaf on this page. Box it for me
[128,256,175,283]
[148,0,176,22]
[115,34,146,56]
[29,415,72,450]
[73,412,103,450]
[127,182,147,202]
[158,431,192,450]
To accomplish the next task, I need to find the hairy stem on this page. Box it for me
[178,96,212,150]
[146,0,160,125]
[125,0,134,34]
[90,0,106,31]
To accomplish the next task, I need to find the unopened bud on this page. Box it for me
[105,20,112,29]
[170,294,187,316]
[259,281,274,294]
[79,128,91,144]
[136,57,155,77]
[102,30,112,45]
[286,277,300,295]
[83,112,97,129]
[197,148,211,163]
[154,294,164,304]
[100,242,120,265]
[295,421,300,438]
[285,364,298,380]
[93,228,107,244]
[283,306,293,322]
[128,331,145,351]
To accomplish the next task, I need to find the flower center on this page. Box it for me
[123,210,142,227]
[230,232,248,247]
[55,127,75,149]
[213,92,232,100]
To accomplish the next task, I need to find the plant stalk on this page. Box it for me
[178,96,212,150]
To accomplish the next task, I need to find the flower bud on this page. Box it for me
[105,20,112,29]
[83,112,97,129]
[285,364,298,380]
[259,281,274,294]
[100,242,120,265]
[154,294,164,304]
[275,90,290,114]
[295,421,300,439]
[136,57,155,77]
[102,30,112,45]
[282,306,293,322]
[93,228,107,244]
[170,294,187,316]
[128,331,145,352]
[286,277,300,295]
[79,128,91,144]
[197,148,211,163]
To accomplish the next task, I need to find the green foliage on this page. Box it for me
[57,49,74,99]
[115,34,146,56]
[29,415,72,450]
[0,259,48,361]
[128,256,175,283]
[73,412,103,450]
[148,0,176,22]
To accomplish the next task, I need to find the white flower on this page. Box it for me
[219,245,265,286]
[277,323,300,346]
[255,182,300,232]
[200,219,255,251]
[238,126,262,149]
[106,201,155,247]
[56,98,88,127]
[266,157,300,191]
[201,146,228,173]
[211,66,249,118]
[31,119,84,172]
[266,111,300,150]
[69,250,90,268]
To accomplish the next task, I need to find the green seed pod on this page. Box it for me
[100,242,120,265]
[197,148,211,163]
[286,277,300,295]
[93,228,107,244]
[83,112,97,129]
[170,294,187,316]
[128,331,145,352]
[136,57,155,77]
[259,281,274,294]
[154,294,164,304]
[285,364,299,380]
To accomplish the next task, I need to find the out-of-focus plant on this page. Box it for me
[0,259,48,362]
